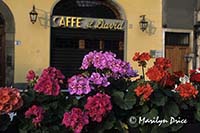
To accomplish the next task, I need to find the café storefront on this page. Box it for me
[51,15,125,77]
[0,0,163,87]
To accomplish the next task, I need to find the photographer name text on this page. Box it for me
[129,116,187,126]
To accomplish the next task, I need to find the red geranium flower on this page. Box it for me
[132,52,151,67]
[190,68,200,82]
[132,52,151,62]
[175,83,198,100]
[154,57,172,70]
[0,87,23,114]
[160,72,176,87]
[146,66,166,82]
[134,83,154,101]
[173,71,184,78]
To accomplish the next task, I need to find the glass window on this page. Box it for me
[165,32,189,46]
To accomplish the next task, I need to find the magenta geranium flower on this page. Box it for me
[80,51,138,79]
[84,93,112,122]
[26,70,36,82]
[62,108,89,133]
[34,67,65,96]
[25,105,45,127]
[89,72,110,87]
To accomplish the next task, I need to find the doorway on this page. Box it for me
[51,0,125,78]
[165,32,190,74]
[0,15,5,86]
[0,1,15,86]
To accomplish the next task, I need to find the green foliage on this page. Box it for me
[143,108,158,118]
[151,126,169,133]
[194,103,200,121]
[17,90,69,133]
[151,91,168,106]
[164,101,180,118]
[0,114,11,131]
[112,90,136,110]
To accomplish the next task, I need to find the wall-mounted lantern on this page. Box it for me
[184,53,194,74]
[29,5,38,24]
[139,15,148,32]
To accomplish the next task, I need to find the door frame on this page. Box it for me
[0,1,15,86]
[163,28,194,71]
[0,24,5,86]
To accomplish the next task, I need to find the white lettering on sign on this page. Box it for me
[52,16,125,31]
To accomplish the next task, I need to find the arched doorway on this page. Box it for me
[0,14,5,86]
[0,1,15,86]
[51,0,125,77]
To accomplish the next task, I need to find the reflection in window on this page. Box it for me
[85,39,100,50]
[76,0,101,7]
[54,38,79,49]
[165,32,189,46]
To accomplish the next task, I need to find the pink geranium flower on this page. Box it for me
[25,105,45,127]
[34,67,65,96]
[26,70,36,82]
[84,93,112,122]
[62,108,89,133]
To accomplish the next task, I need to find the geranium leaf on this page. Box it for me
[139,126,151,133]
[127,82,138,92]
[113,121,129,133]
[112,91,125,107]
[101,118,115,131]
[124,92,136,107]
[0,115,11,131]
[164,101,180,117]
[72,98,79,106]
[49,101,58,110]
[19,129,28,133]
[169,123,184,132]
[141,105,149,114]
[151,92,168,106]
[151,126,168,133]
[194,103,200,121]
[112,91,136,110]
[152,83,159,90]
[143,108,158,118]
[94,114,116,132]
[22,89,35,106]
[180,103,189,110]
[162,89,173,97]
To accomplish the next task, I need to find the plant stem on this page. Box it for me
[142,66,145,81]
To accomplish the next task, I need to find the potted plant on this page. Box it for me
[1,51,200,133]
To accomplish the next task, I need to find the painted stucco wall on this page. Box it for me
[3,0,162,83]
[163,0,196,29]
[3,0,56,83]
[117,0,163,71]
